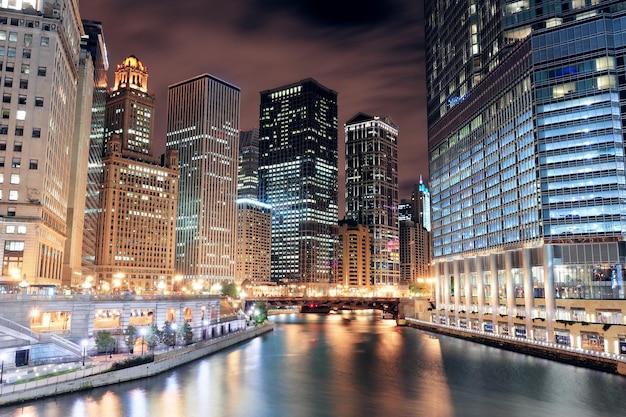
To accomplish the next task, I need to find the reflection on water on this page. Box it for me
[2,311,626,417]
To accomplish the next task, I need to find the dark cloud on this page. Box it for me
[79,0,428,203]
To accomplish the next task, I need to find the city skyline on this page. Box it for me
[79,0,427,201]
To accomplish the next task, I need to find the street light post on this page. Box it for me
[140,328,147,356]
[81,339,88,367]
[0,353,6,384]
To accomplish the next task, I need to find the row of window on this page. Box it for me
[0,157,38,169]
[0,126,40,136]
[2,93,43,105]
[0,61,46,75]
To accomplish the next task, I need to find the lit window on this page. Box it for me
[20,64,29,74]
[17,225,26,234]
[5,225,15,233]
[8,190,18,200]
[10,173,19,184]
[16,110,25,120]
[0,31,5,41]
[8,32,17,42]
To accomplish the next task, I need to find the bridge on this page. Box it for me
[243,297,401,318]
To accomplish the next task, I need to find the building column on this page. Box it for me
[490,254,498,314]
[543,244,556,341]
[523,248,534,333]
[452,259,460,325]
[505,250,514,329]
[476,256,485,322]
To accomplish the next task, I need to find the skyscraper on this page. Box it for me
[104,56,154,158]
[258,78,338,285]
[238,128,259,200]
[236,198,271,284]
[0,1,84,288]
[426,0,626,342]
[95,56,178,293]
[399,180,431,284]
[166,74,240,289]
[80,20,109,282]
[345,113,399,286]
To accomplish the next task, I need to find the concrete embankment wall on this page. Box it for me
[407,319,626,377]
[0,323,273,406]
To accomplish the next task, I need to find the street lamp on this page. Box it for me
[158,280,166,295]
[0,353,6,384]
[18,274,29,295]
[140,328,147,356]
[81,339,88,367]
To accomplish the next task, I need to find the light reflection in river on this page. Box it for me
[2,311,626,417]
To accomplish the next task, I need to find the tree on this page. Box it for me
[222,282,239,297]
[144,324,161,351]
[94,330,117,355]
[180,322,193,345]
[252,301,268,326]
[123,325,138,353]
[161,321,177,346]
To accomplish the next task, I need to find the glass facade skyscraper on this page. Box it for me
[166,74,240,288]
[258,79,338,285]
[426,0,626,348]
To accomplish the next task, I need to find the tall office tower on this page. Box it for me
[0,1,84,288]
[238,128,259,199]
[426,1,626,341]
[345,113,399,286]
[104,55,154,158]
[166,74,240,289]
[63,36,94,288]
[235,198,271,284]
[412,177,431,232]
[258,79,338,285]
[80,21,108,279]
[337,219,371,292]
[95,56,179,293]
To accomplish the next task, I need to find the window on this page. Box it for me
[18,95,25,104]
[0,47,4,56]
[37,66,46,76]
[5,62,14,72]
[0,156,4,167]
[2,108,9,118]
[19,79,27,89]
[17,225,26,234]
[5,225,14,234]
[8,32,17,42]
[15,110,25,120]
[22,49,30,59]
[4,77,12,87]
[7,47,15,57]
[4,241,24,251]
[34,96,43,107]
[7,208,16,217]
[29,159,37,169]
[24,34,32,46]
[11,157,20,168]
[14,126,23,136]
[8,190,18,200]
[0,173,3,183]
[0,31,6,41]
[0,140,5,150]
[20,64,29,74]
[31,128,40,138]
[0,124,8,134]
[10,173,19,184]
[13,142,21,152]
[2,93,9,103]
[40,37,49,47]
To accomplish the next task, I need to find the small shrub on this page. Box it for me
[107,354,154,372]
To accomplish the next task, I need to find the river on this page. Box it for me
[1,311,625,417]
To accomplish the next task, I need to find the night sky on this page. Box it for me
[80,0,427,203]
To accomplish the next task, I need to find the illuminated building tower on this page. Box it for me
[104,55,154,158]
[0,1,84,288]
[63,27,95,288]
[95,57,179,293]
[235,198,271,284]
[69,20,108,288]
[238,128,259,200]
[166,74,240,289]
[258,78,338,286]
[426,0,626,341]
[399,180,432,284]
[337,219,371,292]
[345,113,399,287]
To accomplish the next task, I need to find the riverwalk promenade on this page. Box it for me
[0,322,273,406]
[406,318,626,376]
